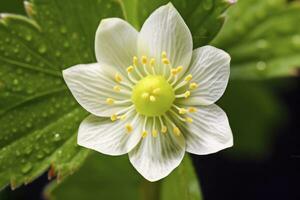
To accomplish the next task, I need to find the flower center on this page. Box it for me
[131,75,175,116]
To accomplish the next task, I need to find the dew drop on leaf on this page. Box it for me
[256,61,267,71]
[21,163,32,174]
[53,133,61,142]
[38,45,47,54]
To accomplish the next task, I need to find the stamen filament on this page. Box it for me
[175,91,191,98]
[152,117,158,137]
[163,114,181,136]
[159,116,167,133]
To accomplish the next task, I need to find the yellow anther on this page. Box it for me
[125,124,133,133]
[150,95,156,102]
[171,68,178,76]
[141,56,147,64]
[185,117,193,123]
[106,98,114,105]
[127,65,134,73]
[188,107,197,113]
[184,74,193,82]
[173,127,181,136]
[150,58,155,67]
[113,85,121,92]
[189,82,198,90]
[152,88,161,94]
[133,56,138,66]
[184,91,191,98]
[115,73,122,82]
[142,92,149,99]
[119,114,126,120]
[152,130,158,137]
[162,51,167,58]
[179,108,187,114]
[161,126,167,133]
[111,114,118,121]
[162,58,170,65]
[142,131,148,138]
[176,66,183,73]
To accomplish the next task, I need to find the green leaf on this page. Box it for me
[219,80,283,159]
[124,0,235,46]
[44,154,202,200]
[0,0,124,189]
[160,156,202,200]
[213,0,300,79]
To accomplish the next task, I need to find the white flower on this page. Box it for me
[63,3,233,182]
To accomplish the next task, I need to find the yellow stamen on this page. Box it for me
[115,73,122,82]
[150,95,156,102]
[189,82,198,90]
[152,88,161,95]
[161,126,167,133]
[127,65,134,73]
[176,66,183,73]
[179,108,187,114]
[133,56,138,66]
[150,58,155,67]
[113,85,121,92]
[185,117,193,123]
[162,51,167,58]
[152,130,158,137]
[184,74,193,82]
[125,124,133,133]
[188,107,197,113]
[106,98,114,105]
[111,114,118,121]
[184,91,191,98]
[141,56,147,64]
[171,68,178,76]
[173,127,181,136]
[142,131,148,138]
[119,114,126,120]
[162,58,170,65]
[142,92,149,99]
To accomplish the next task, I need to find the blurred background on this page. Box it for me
[0,0,299,199]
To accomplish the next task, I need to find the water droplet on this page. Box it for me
[36,152,44,159]
[60,26,67,34]
[53,133,61,142]
[256,39,269,49]
[63,42,70,48]
[13,79,19,85]
[256,61,267,71]
[21,163,32,174]
[25,146,32,155]
[38,45,47,54]
[25,55,32,62]
[55,51,61,57]
[26,122,32,128]
[292,35,300,48]
[25,34,32,41]
[15,150,21,156]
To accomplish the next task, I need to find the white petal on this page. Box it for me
[78,113,142,156]
[180,46,230,105]
[180,104,233,155]
[138,3,193,76]
[95,18,138,76]
[63,63,131,117]
[129,118,185,182]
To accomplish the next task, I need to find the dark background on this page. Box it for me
[0,0,299,199]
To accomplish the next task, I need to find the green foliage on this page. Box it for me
[219,80,282,159]
[0,0,123,189]
[44,154,202,200]
[127,0,234,46]
[213,0,300,79]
